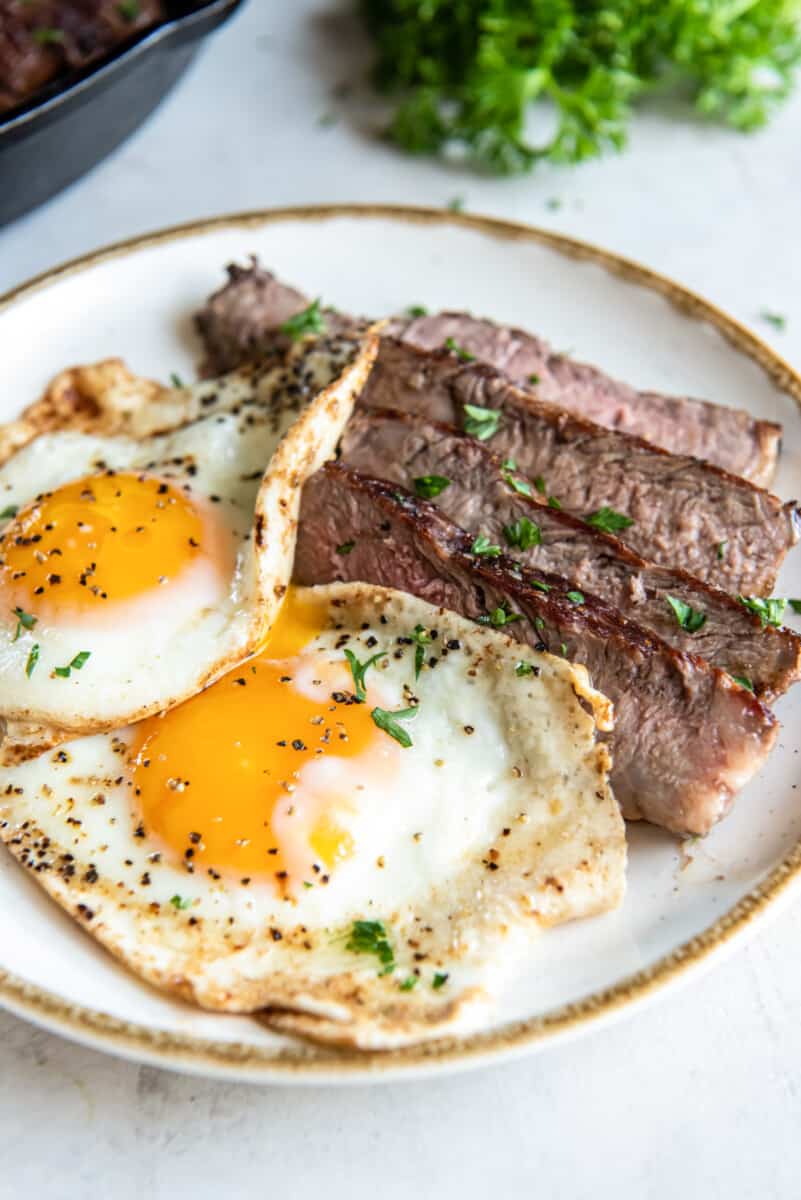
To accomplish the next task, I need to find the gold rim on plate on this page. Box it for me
[1,203,799,1082]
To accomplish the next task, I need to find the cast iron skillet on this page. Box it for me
[0,0,243,227]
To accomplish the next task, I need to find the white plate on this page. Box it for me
[1,205,800,1084]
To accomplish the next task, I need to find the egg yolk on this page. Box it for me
[0,471,224,621]
[131,590,379,890]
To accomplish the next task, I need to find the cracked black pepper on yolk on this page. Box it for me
[0,471,222,619]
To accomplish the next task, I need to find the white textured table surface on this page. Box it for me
[2,5,801,1198]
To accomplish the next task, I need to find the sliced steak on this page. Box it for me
[195,261,360,376]
[360,339,799,595]
[296,464,778,837]
[387,311,782,487]
[339,407,801,701]
[194,261,782,485]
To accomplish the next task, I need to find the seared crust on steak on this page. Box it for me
[386,311,783,488]
[360,339,799,595]
[339,407,801,700]
[194,261,783,485]
[295,464,779,836]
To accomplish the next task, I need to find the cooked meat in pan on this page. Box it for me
[0,0,164,113]
[360,339,798,595]
[339,407,801,701]
[295,464,779,837]
[194,261,782,486]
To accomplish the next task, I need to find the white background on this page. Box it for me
[2,4,801,1197]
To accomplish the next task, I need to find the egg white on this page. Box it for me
[0,583,624,1050]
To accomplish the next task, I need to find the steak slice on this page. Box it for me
[194,261,782,485]
[296,464,779,836]
[360,339,799,595]
[339,407,801,701]
[387,311,782,488]
[195,261,360,376]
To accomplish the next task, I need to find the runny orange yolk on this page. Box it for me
[131,589,380,889]
[0,471,221,620]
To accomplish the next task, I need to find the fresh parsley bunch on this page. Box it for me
[360,0,801,174]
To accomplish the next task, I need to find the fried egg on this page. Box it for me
[0,583,624,1050]
[0,335,377,762]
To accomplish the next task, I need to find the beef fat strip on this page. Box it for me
[195,261,782,486]
[339,407,801,701]
[359,339,798,596]
[295,464,778,838]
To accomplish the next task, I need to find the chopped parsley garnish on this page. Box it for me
[444,336,476,362]
[502,470,533,498]
[371,704,418,748]
[547,496,561,510]
[529,579,550,593]
[503,516,541,551]
[471,533,502,557]
[53,651,91,679]
[546,197,562,211]
[432,972,449,990]
[447,195,465,212]
[344,648,387,702]
[336,540,355,555]
[169,371,184,388]
[732,674,754,693]
[534,615,545,631]
[413,474,451,499]
[407,304,428,317]
[528,374,540,385]
[411,623,432,679]
[738,595,787,628]
[463,403,501,440]
[0,505,18,519]
[477,605,521,628]
[586,507,634,534]
[345,919,394,972]
[760,310,786,331]
[666,595,706,633]
[32,27,64,44]
[279,299,326,341]
[790,600,801,615]
[515,661,535,677]
[533,475,546,495]
[399,975,418,991]
[25,644,40,678]
[560,642,568,656]
[716,540,728,561]
[118,0,140,19]
[566,590,584,604]
[11,607,37,642]
[170,894,192,910]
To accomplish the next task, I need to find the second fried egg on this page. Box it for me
[0,583,624,1049]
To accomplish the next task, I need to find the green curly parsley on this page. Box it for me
[360,0,801,175]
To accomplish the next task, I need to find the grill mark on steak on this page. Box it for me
[360,339,799,596]
[193,261,782,485]
[339,407,801,701]
[295,464,779,837]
